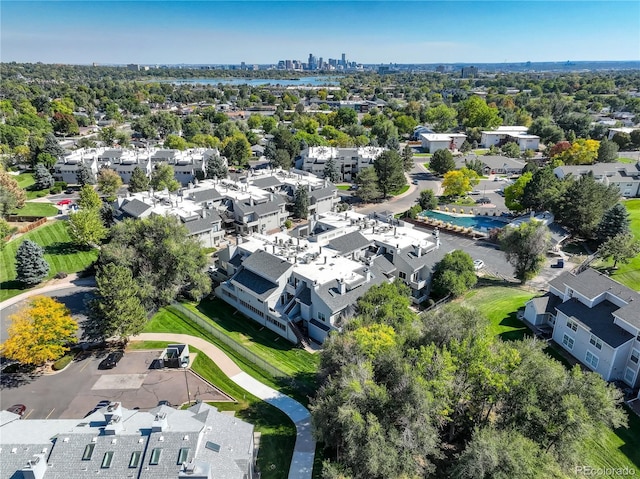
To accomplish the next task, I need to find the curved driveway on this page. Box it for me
[134,332,315,479]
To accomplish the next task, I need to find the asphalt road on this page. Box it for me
[0,285,95,344]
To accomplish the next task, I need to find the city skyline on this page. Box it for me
[1,1,639,65]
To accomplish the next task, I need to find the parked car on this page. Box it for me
[473,260,485,270]
[157,400,173,407]
[56,199,73,206]
[7,404,26,417]
[551,259,564,269]
[98,351,124,370]
[470,190,481,195]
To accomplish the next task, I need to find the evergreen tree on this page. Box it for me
[597,232,640,268]
[128,166,150,193]
[402,144,414,172]
[76,162,95,186]
[373,150,405,198]
[595,203,630,244]
[15,240,50,286]
[355,167,380,202]
[34,164,55,190]
[323,157,341,183]
[429,149,456,175]
[293,184,309,219]
[41,132,65,159]
[597,139,619,163]
[418,189,438,210]
[205,154,228,179]
[87,263,147,341]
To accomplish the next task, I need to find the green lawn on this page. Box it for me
[617,157,637,164]
[459,284,535,340]
[0,220,98,301]
[128,341,295,479]
[594,199,640,290]
[143,306,316,405]
[390,184,410,196]
[414,152,431,158]
[459,283,640,472]
[11,201,59,217]
[15,172,35,189]
[26,189,51,200]
[336,185,351,191]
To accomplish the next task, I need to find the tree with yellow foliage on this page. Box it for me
[1,296,78,365]
[556,138,600,165]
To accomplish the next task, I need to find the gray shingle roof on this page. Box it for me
[251,177,282,189]
[232,269,279,299]
[549,268,639,305]
[555,299,634,348]
[241,250,292,283]
[235,197,284,218]
[120,198,152,218]
[309,186,336,201]
[188,188,224,204]
[315,264,387,312]
[328,231,372,255]
[530,293,561,315]
[182,212,222,235]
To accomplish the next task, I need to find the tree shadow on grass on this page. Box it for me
[44,242,78,256]
[272,371,318,407]
[0,279,25,292]
[498,312,531,342]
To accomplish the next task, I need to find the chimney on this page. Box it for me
[319,246,322,254]
[364,268,371,282]
[339,278,346,295]
[250,196,254,206]
[272,244,276,254]
[152,412,168,432]
[20,454,46,479]
[324,256,327,264]
[104,414,123,435]
[104,402,122,423]
[414,244,422,257]
[394,227,397,236]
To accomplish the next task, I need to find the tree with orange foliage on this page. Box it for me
[1,296,78,365]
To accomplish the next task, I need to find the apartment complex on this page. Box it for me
[523,268,640,388]
[480,126,540,151]
[554,162,640,197]
[0,402,255,479]
[297,146,385,182]
[214,211,441,344]
[53,147,220,186]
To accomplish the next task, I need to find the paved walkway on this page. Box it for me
[0,273,96,309]
[134,332,315,479]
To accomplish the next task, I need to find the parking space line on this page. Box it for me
[79,360,92,372]
[45,408,55,419]
[23,409,34,420]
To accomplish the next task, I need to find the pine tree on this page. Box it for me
[206,154,228,179]
[293,184,309,219]
[128,166,150,193]
[15,240,50,286]
[323,157,341,182]
[42,132,65,159]
[34,163,54,190]
[76,162,95,186]
[595,203,630,244]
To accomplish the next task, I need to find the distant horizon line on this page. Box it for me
[5,59,640,67]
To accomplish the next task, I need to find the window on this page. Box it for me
[624,367,636,385]
[562,334,575,350]
[177,447,190,465]
[585,351,599,369]
[631,349,640,365]
[82,444,95,461]
[566,320,578,332]
[318,312,326,322]
[149,448,162,465]
[205,441,221,453]
[399,271,407,280]
[129,451,142,468]
[589,336,602,350]
[101,451,114,469]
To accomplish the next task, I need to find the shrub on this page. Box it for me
[52,354,74,371]
[54,271,68,279]
[284,219,293,229]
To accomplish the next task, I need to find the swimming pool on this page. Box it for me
[420,210,508,231]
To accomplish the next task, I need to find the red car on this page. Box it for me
[7,404,26,417]
[56,199,73,206]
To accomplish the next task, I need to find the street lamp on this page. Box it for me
[181,360,191,406]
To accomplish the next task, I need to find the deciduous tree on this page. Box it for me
[499,220,550,283]
[15,239,50,285]
[76,162,95,186]
[432,250,477,297]
[1,296,77,365]
[0,170,26,216]
[504,172,532,212]
[418,189,438,210]
[430,148,456,175]
[458,96,502,129]
[97,168,122,199]
[67,208,107,247]
[150,162,181,192]
[597,232,640,268]
[77,184,102,210]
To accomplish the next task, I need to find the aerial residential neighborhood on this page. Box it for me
[1,1,640,478]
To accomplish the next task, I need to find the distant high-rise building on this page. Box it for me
[127,63,140,71]
[461,66,478,78]
[436,65,445,73]
[341,53,346,66]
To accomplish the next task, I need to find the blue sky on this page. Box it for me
[1,1,639,64]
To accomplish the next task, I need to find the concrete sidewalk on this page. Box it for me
[0,273,96,310]
[134,332,315,479]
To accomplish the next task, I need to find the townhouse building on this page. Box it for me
[298,146,385,182]
[480,126,540,151]
[0,402,255,479]
[523,268,640,388]
[419,132,467,153]
[215,211,441,344]
[456,155,526,175]
[554,162,640,197]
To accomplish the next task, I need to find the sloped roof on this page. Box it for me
[241,250,292,283]
[328,231,372,255]
[182,212,222,235]
[189,188,224,204]
[251,177,282,189]
[120,198,152,218]
[232,269,279,300]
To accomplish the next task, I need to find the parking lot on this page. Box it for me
[0,349,232,419]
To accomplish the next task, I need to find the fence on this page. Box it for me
[169,303,289,380]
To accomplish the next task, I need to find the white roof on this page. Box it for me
[420,133,466,142]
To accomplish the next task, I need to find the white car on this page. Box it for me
[473,260,485,270]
